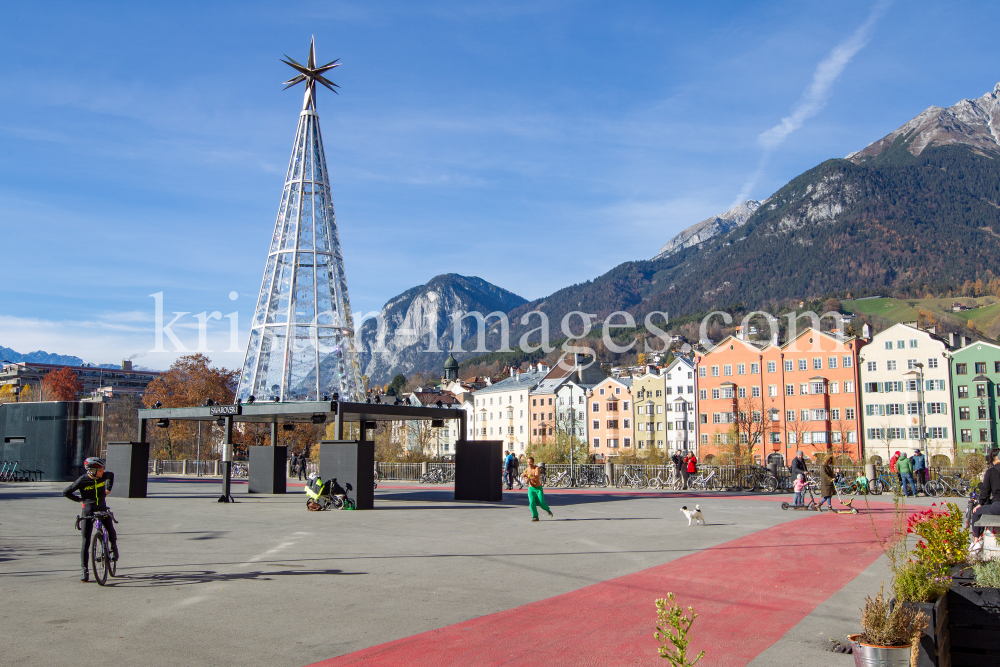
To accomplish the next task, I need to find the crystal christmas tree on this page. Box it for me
[237,38,363,402]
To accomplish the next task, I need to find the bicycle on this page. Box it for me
[867,470,901,496]
[924,474,971,498]
[614,466,648,489]
[231,462,249,478]
[419,466,453,484]
[833,477,858,496]
[547,470,585,488]
[649,467,682,490]
[573,467,609,488]
[686,469,719,491]
[75,510,118,586]
[0,461,19,482]
[740,465,778,493]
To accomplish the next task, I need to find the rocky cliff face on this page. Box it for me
[355,274,526,384]
[655,200,762,259]
[847,83,1000,162]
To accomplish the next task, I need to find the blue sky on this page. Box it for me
[1,0,997,370]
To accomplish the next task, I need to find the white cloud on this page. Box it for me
[734,0,892,206]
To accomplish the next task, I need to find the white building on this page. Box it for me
[471,364,549,453]
[663,356,698,453]
[858,323,955,463]
[633,357,698,454]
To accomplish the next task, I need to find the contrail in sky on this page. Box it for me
[731,0,893,207]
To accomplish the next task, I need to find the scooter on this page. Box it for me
[782,482,820,511]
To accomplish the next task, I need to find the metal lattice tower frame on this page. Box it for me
[237,38,363,403]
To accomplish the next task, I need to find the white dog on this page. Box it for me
[680,505,705,526]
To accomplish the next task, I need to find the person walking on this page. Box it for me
[524,456,553,522]
[971,448,1000,552]
[298,453,307,480]
[819,456,835,510]
[684,452,698,490]
[911,448,927,493]
[897,452,916,497]
[789,451,809,484]
[792,473,806,507]
[503,450,515,489]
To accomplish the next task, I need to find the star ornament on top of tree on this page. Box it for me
[282,36,340,110]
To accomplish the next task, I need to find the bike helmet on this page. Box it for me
[307,472,318,481]
[84,457,105,471]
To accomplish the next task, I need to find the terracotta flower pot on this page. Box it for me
[847,634,912,667]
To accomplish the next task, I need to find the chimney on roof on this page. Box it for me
[949,332,956,347]
[862,323,870,339]
[961,335,969,347]
[122,360,132,371]
[771,332,778,346]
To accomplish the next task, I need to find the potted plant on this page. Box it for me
[891,502,968,666]
[848,585,927,666]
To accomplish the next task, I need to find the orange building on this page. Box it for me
[587,376,633,458]
[695,329,865,464]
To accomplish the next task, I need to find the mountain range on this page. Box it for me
[0,346,121,368]
[357,82,1000,382]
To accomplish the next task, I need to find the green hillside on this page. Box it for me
[843,296,1000,338]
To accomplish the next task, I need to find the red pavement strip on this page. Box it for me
[306,504,902,667]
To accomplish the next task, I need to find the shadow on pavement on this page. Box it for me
[110,567,366,587]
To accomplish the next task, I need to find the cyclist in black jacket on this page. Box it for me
[971,448,1000,545]
[63,457,118,582]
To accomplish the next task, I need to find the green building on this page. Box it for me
[950,340,1000,457]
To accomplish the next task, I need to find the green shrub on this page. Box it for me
[892,560,951,603]
[972,559,1000,588]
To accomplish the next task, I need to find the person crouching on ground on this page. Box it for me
[792,473,806,506]
[819,457,835,510]
[855,469,869,495]
[524,457,553,522]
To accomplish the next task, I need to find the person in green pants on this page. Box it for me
[524,457,553,522]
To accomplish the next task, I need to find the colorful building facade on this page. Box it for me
[696,329,864,464]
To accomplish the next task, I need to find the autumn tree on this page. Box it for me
[143,354,238,460]
[41,367,83,401]
[733,395,767,464]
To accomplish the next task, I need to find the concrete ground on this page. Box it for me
[0,478,941,667]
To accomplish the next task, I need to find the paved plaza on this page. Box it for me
[1,479,937,666]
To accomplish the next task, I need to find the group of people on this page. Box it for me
[290,452,309,480]
[669,451,699,488]
[889,449,927,496]
[789,450,837,509]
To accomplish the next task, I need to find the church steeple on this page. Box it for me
[443,344,459,381]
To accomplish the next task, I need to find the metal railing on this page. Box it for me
[375,462,424,481]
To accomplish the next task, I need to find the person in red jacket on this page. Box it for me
[683,452,698,489]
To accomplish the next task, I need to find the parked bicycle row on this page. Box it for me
[0,460,43,482]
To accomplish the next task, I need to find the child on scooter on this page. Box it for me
[793,473,806,506]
